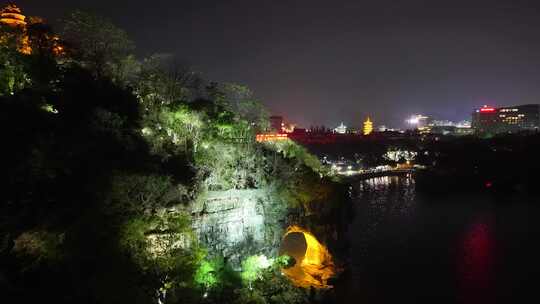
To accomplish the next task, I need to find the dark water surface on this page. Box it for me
[333,176,540,304]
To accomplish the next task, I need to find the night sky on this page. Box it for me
[12,0,540,128]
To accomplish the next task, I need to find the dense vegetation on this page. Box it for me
[0,11,347,304]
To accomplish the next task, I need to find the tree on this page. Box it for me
[26,19,60,57]
[219,83,270,132]
[0,26,29,95]
[240,255,271,286]
[61,11,134,79]
[136,54,203,107]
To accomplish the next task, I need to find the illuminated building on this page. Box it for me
[256,133,288,142]
[407,114,431,134]
[430,119,471,128]
[0,4,26,26]
[334,122,347,134]
[406,114,430,127]
[456,120,471,128]
[0,4,30,54]
[455,126,474,136]
[0,4,64,55]
[363,117,373,135]
[472,104,540,135]
[282,123,295,133]
[406,114,473,136]
[431,119,455,127]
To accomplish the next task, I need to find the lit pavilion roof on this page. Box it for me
[0,4,27,26]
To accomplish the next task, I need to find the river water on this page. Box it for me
[332,175,540,304]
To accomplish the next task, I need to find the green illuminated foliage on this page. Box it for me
[214,82,270,132]
[118,212,206,304]
[0,38,29,95]
[234,257,309,304]
[275,255,296,268]
[119,213,194,256]
[264,139,326,174]
[141,104,204,158]
[240,255,272,284]
[196,139,277,191]
[194,259,219,289]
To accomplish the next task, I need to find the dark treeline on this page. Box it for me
[415,134,540,194]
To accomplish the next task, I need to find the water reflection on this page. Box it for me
[458,216,495,303]
[355,176,417,238]
[336,176,540,304]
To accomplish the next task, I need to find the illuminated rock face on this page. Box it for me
[280,226,335,288]
[190,189,285,267]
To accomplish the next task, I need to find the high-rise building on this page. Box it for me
[472,104,540,135]
[363,117,373,135]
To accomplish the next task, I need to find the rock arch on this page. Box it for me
[279,226,335,288]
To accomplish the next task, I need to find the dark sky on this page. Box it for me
[12,0,540,128]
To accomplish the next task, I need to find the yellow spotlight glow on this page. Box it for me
[281,226,335,289]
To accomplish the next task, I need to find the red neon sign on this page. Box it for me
[480,107,495,113]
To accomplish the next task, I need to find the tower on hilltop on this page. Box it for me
[0,4,64,55]
[0,4,27,26]
[363,117,373,135]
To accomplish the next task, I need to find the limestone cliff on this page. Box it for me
[190,189,287,267]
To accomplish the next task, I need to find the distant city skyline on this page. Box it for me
[14,0,540,128]
[284,113,472,130]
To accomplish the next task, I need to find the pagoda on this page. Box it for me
[363,117,373,135]
[0,4,64,55]
[0,4,27,26]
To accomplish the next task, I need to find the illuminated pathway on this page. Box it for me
[280,226,335,288]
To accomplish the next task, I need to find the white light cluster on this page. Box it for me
[383,149,417,162]
[406,114,429,126]
[334,122,347,134]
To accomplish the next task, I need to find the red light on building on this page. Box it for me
[479,108,495,113]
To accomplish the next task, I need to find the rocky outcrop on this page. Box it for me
[190,189,287,267]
